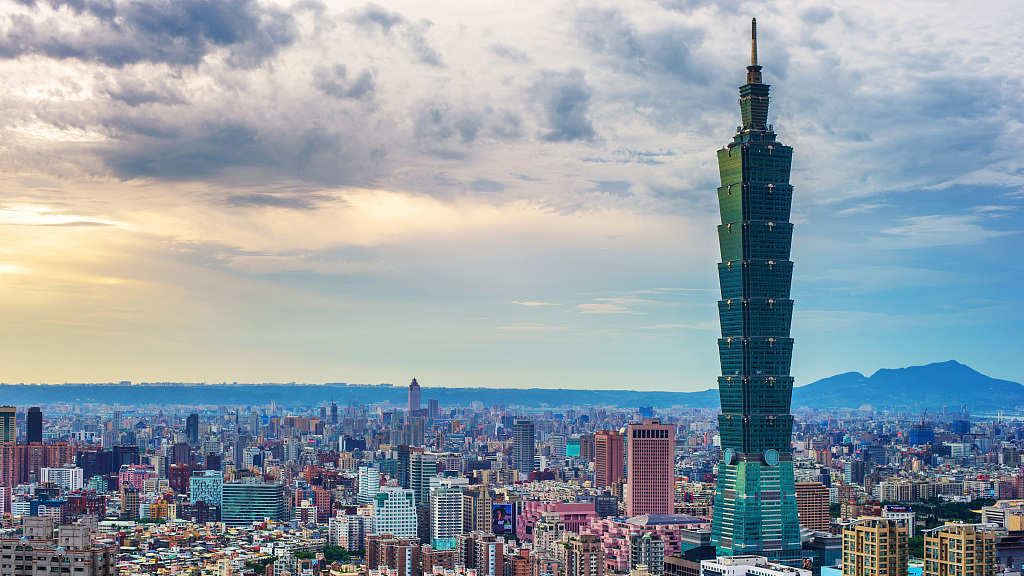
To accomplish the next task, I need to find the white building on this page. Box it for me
[330,506,375,550]
[429,480,464,550]
[40,466,85,492]
[372,487,418,538]
[357,464,382,506]
[700,557,810,576]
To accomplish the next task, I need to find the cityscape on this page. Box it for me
[0,3,1022,576]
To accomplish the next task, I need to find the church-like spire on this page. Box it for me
[746,18,762,84]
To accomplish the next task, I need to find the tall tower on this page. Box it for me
[512,419,536,476]
[0,407,14,444]
[626,419,674,517]
[594,429,624,488]
[26,407,42,444]
[711,19,801,560]
[408,378,421,413]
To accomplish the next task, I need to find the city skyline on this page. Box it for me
[0,0,1021,389]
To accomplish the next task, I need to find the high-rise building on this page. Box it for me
[462,485,495,533]
[842,518,908,576]
[0,406,15,444]
[358,463,383,505]
[112,410,123,431]
[711,20,801,559]
[626,419,674,517]
[410,452,439,505]
[367,534,421,576]
[513,420,537,476]
[372,487,419,538]
[26,407,42,444]
[795,482,830,532]
[331,401,339,424]
[409,378,421,414]
[429,480,464,550]
[0,517,117,576]
[456,532,505,576]
[428,399,440,419]
[186,412,199,444]
[221,478,285,526]
[629,532,665,575]
[190,470,224,507]
[595,430,625,488]
[923,523,996,576]
[560,533,604,576]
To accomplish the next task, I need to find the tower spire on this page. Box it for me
[751,18,758,66]
[745,17,763,85]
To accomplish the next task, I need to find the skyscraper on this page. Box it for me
[711,19,801,559]
[186,413,199,444]
[594,430,624,488]
[408,378,421,413]
[626,419,674,517]
[0,407,15,444]
[26,407,42,444]
[512,420,536,476]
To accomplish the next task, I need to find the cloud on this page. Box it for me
[221,254,391,275]
[532,69,597,142]
[0,0,301,68]
[512,301,561,307]
[577,303,629,314]
[498,323,569,332]
[313,64,376,100]
[344,3,443,67]
[869,215,1017,249]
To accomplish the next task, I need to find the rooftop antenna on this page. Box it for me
[751,18,758,67]
[746,18,763,84]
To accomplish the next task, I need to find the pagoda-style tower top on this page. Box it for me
[746,18,762,84]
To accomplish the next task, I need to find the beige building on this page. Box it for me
[923,524,996,576]
[0,517,117,576]
[841,517,908,576]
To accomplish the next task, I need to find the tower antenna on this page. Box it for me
[751,18,758,66]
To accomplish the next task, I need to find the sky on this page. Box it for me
[0,0,1022,391]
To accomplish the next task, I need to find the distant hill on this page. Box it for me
[0,360,1016,411]
[792,360,1024,412]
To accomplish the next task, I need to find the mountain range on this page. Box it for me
[0,360,1018,412]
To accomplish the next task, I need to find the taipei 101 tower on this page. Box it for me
[711,20,802,560]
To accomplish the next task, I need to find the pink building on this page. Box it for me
[582,514,711,572]
[516,501,597,541]
[117,464,157,491]
[626,419,674,517]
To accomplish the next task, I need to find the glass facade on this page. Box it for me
[711,20,802,560]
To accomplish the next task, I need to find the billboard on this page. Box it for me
[491,503,514,536]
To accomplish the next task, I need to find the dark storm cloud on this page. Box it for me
[0,0,300,68]
[531,69,597,143]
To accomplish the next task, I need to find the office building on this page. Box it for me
[841,518,908,576]
[595,430,625,488]
[430,480,464,550]
[358,463,383,505]
[795,482,830,532]
[699,556,809,576]
[411,452,439,505]
[372,487,418,539]
[190,470,223,506]
[513,420,537,476]
[186,413,199,444]
[0,407,14,444]
[221,478,285,526]
[40,466,84,492]
[463,485,495,533]
[711,20,802,559]
[882,505,916,537]
[26,407,42,444]
[924,524,996,576]
[626,419,674,517]
[409,378,421,414]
